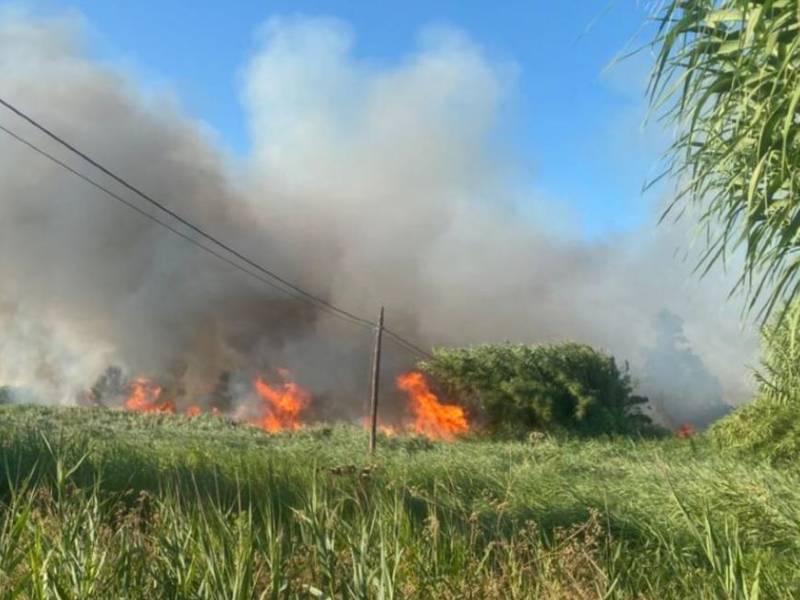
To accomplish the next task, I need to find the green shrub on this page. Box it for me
[419,342,658,437]
[712,308,800,463]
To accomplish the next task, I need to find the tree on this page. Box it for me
[420,343,656,437]
[649,1,800,323]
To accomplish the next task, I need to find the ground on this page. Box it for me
[0,404,795,598]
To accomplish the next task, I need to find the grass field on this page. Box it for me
[0,404,797,598]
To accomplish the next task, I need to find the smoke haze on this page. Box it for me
[0,12,758,423]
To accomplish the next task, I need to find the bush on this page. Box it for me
[712,308,800,463]
[420,342,658,437]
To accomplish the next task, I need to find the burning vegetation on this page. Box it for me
[84,342,668,441]
[396,371,469,440]
[117,366,470,441]
[250,370,311,432]
[124,378,175,414]
[184,405,202,417]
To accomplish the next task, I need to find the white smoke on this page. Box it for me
[0,11,757,420]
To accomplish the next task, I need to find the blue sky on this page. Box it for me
[31,0,658,237]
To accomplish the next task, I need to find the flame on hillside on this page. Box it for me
[396,371,469,440]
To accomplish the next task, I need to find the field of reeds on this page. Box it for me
[0,404,796,599]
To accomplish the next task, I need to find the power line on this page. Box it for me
[0,123,364,323]
[0,96,376,330]
[0,100,433,359]
[383,329,433,360]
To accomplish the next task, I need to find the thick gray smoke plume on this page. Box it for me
[0,12,758,423]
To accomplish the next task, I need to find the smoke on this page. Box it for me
[0,12,758,422]
[640,310,731,428]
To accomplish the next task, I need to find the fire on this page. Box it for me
[250,369,311,432]
[184,405,222,418]
[396,371,468,440]
[362,416,399,437]
[119,369,465,441]
[124,378,175,414]
[379,424,398,437]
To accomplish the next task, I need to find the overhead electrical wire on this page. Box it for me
[0,123,363,325]
[0,98,433,359]
[383,329,433,360]
[0,97,376,331]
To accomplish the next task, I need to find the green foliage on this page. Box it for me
[0,387,10,404]
[0,404,796,597]
[419,342,656,437]
[754,305,800,405]
[712,305,800,462]
[710,393,800,464]
[649,0,800,323]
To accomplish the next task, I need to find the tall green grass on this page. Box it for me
[712,308,800,463]
[0,405,797,598]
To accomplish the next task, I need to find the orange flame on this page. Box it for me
[396,371,468,440]
[362,416,399,437]
[185,405,202,417]
[185,405,222,418]
[676,423,695,439]
[379,423,398,437]
[250,369,311,432]
[124,378,175,414]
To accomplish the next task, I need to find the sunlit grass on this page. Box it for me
[0,404,796,598]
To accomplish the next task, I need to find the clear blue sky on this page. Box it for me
[32,0,658,237]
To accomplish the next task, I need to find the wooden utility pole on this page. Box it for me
[368,306,384,454]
